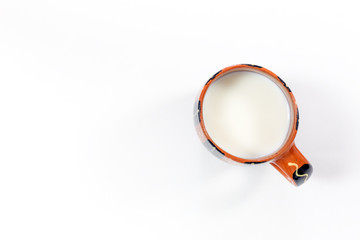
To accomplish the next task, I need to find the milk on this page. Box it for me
[202,71,291,159]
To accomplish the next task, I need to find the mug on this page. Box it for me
[194,64,313,186]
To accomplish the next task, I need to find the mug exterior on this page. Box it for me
[194,64,313,186]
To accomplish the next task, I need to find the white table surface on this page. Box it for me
[1,0,359,239]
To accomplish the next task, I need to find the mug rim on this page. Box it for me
[198,64,299,164]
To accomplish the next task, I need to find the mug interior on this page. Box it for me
[201,67,295,161]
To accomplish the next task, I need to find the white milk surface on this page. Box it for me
[202,71,291,159]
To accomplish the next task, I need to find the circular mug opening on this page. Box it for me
[201,68,295,160]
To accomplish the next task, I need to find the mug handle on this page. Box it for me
[270,144,313,186]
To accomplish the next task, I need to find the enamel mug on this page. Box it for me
[194,64,313,186]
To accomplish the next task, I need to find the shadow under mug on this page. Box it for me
[194,64,313,186]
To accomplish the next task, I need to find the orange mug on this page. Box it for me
[194,64,313,186]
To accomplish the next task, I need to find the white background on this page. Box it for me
[1,0,359,239]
